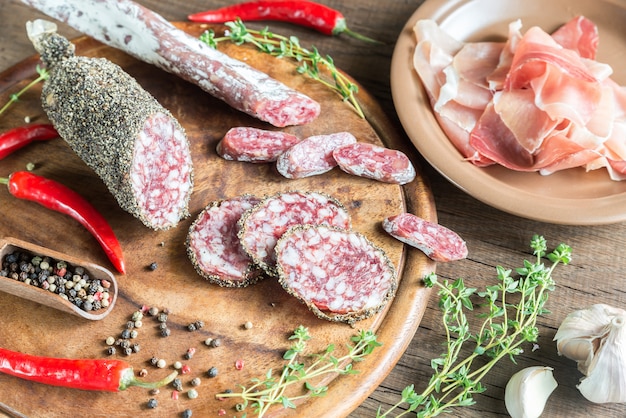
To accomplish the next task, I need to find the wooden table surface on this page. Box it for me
[2,0,626,417]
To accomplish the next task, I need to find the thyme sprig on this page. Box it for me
[0,65,48,118]
[199,19,365,118]
[378,234,572,417]
[217,325,381,417]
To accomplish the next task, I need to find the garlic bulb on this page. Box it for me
[505,366,557,418]
[554,303,626,403]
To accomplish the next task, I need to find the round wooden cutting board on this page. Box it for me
[0,23,435,417]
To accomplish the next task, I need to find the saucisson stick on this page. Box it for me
[20,0,321,127]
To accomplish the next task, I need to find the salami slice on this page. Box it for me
[382,213,468,262]
[238,191,351,274]
[217,127,301,163]
[21,0,321,127]
[333,142,416,184]
[275,224,397,324]
[27,21,193,230]
[187,195,263,287]
[276,132,357,179]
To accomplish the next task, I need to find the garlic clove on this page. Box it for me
[577,312,626,403]
[505,366,558,418]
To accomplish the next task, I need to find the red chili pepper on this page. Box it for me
[0,171,126,274]
[188,0,381,43]
[0,346,177,391]
[0,124,58,160]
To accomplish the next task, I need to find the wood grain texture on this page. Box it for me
[2,1,626,418]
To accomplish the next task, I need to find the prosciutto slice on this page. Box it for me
[413,16,626,180]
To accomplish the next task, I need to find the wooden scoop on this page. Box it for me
[0,237,117,320]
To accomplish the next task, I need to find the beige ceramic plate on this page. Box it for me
[391,0,626,225]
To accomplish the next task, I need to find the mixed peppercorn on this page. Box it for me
[0,249,112,312]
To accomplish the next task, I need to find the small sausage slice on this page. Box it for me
[217,127,301,163]
[333,142,416,184]
[276,132,357,179]
[383,213,468,262]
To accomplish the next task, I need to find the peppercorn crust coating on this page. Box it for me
[186,195,265,287]
[37,31,193,230]
[275,224,398,325]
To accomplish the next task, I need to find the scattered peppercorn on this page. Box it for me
[157,312,168,323]
[156,359,167,369]
[181,364,191,375]
[106,346,116,356]
[187,388,198,399]
[149,388,160,396]
[160,327,171,337]
[207,367,218,378]
[182,409,192,418]
[173,361,182,370]
[187,323,196,332]
[105,336,115,346]
[131,310,143,321]
[147,398,158,409]
[148,262,158,271]
[132,343,141,353]
[172,378,183,391]
[172,390,179,400]
[190,377,201,387]
[150,357,159,367]
[210,338,221,348]
[244,321,253,330]
[148,306,159,316]
[120,329,131,339]
[235,403,246,412]
[235,359,244,370]
[138,368,148,377]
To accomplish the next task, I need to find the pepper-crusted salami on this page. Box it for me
[21,0,321,127]
[28,20,193,230]
[275,224,397,324]
[238,191,351,274]
[217,127,300,163]
[383,213,468,262]
[276,132,357,179]
[333,142,416,184]
[187,195,263,287]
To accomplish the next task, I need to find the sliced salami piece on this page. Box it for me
[217,127,301,163]
[21,0,321,127]
[333,142,416,184]
[275,224,397,324]
[187,195,263,287]
[238,191,351,274]
[27,21,193,230]
[276,132,357,179]
[383,213,468,262]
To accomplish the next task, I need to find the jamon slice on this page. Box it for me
[275,224,397,324]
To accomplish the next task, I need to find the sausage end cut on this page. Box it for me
[383,213,468,262]
[275,224,398,325]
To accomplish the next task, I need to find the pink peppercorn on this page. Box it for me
[235,359,244,370]
[181,364,191,374]
[172,390,179,400]
[218,409,226,416]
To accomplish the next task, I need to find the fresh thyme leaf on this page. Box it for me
[217,326,380,417]
[378,235,571,417]
[0,65,49,118]
[199,19,365,118]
